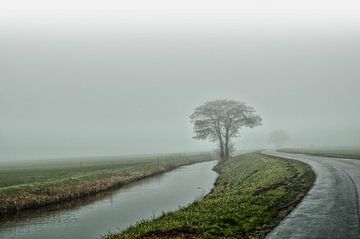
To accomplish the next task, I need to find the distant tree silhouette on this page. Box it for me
[268,130,290,149]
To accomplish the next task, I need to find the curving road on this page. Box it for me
[263,150,360,239]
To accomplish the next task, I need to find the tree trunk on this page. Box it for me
[224,129,230,159]
[219,139,225,160]
[224,137,229,159]
[215,119,225,160]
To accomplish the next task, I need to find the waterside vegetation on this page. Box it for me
[106,152,314,239]
[0,153,214,215]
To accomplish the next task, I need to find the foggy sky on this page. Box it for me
[1,4,360,160]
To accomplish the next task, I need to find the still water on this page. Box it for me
[0,161,218,239]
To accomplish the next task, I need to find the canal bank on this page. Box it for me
[0,154,214,216]
[0,161,218,239]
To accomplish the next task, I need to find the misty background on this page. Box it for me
[1,1,360,161]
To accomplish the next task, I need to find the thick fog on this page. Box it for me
[1,5,360,160]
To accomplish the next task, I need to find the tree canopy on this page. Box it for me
[190,99,262,159]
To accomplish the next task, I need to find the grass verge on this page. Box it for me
[0,153,214,215]
[279,147,360,160]
[105,152,315,239]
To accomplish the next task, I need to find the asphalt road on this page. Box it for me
[263,150,360,239]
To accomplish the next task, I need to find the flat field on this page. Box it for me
[279,147,360,160]
[106,152,314,239]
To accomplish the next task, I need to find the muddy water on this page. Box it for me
[0,161,218,239]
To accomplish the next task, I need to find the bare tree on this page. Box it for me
[190,99,262,160]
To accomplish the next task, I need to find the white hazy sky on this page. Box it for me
[2,0,360,11]
[1,1,360,160]
[2,0,360,30]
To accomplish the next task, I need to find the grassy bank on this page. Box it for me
[0,153,214,215]
[106,152,314,239]
[280,147,360,160]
